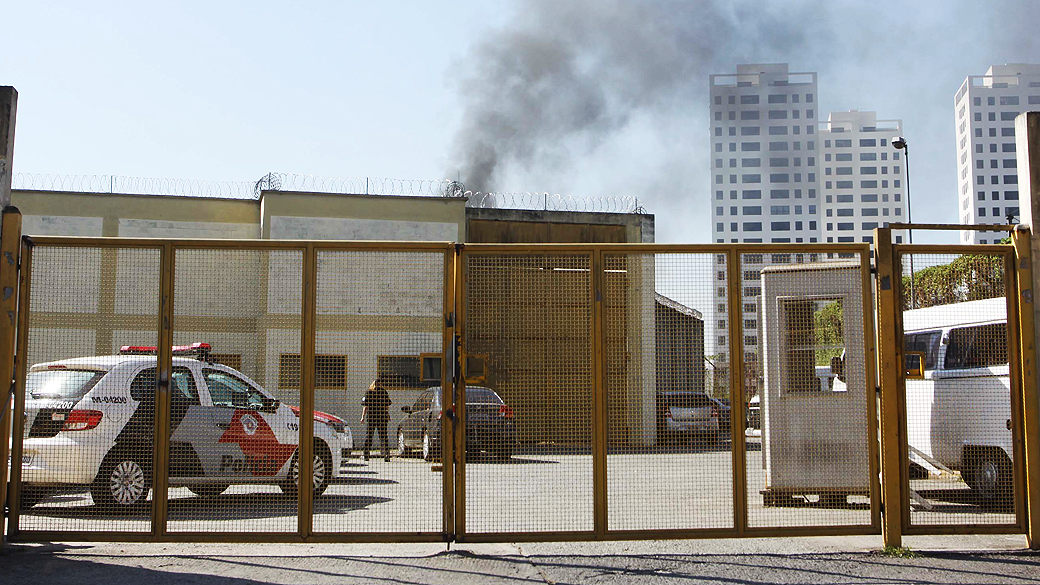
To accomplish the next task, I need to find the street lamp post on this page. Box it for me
[893,136,913,307]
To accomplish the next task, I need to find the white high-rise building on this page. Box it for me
[819,110,908,247]
[709,64,821,245]
[708,64,821,376]
[954,64,1040,244]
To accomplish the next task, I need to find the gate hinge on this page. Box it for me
[869,266,878,275]
[445,312,455,328]
[875,385,881,395]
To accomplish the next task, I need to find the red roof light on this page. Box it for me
[119,343,212,356]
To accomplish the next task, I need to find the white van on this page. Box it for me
[902,297,1014,504]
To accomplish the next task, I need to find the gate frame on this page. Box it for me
[875,223,1040,548]
[454,242,880,543]
[6,237,456,543]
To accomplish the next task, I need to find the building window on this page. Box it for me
[835,139,852,148]
[1000,95,1020,106]
[743,205,762,214]
[209,353,243,371]
[741,110,760,120]
[837,223,854,230]
[768,126,788,135]
[743,222,762,231]
[279,354,348,390]
[741,141,761,151]
[836,208,854,217]
[771,222,791,231]
[742,190,762,199]
[741,94,759,104]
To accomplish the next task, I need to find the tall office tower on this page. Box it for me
[954,64,1040,244]
[710,64,821,245]
[819,111,909,248]
[708,64,821,383]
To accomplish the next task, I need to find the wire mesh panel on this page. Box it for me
[462,252,593,534]
[16,245,161,534]
[899,250,1020,528]
[165,248,302,534]
[604,252,734,532]
[310,249,446,534]
[740,251,875,529]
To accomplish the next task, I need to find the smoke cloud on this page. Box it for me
[447,0,1040,244]
[448,0,820,193]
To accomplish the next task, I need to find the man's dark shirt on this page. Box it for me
[363,386,391,424]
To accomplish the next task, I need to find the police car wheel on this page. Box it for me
[281,442,332,497]
[92,452,150,509]
[187,484,229,498]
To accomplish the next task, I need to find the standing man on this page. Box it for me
[361,379,392,462]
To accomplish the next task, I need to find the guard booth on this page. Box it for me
[758,260,873,506]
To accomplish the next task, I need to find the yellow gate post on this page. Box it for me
[1013,227,1040,549]
[874,227,904,548]
[0,207,21,543]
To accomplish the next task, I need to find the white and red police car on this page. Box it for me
[19,343,353,509]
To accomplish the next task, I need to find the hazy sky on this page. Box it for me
[5,1,1040,244]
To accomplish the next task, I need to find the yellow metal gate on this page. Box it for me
[3,232,1037,545]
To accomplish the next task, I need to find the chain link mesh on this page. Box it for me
[17,246,160,533]
[741,251,874,528]
[900,251,1018,527]
[462,252,594,533]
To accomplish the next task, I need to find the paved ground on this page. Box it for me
[0,535,1037,584]
[14,438,1011,535]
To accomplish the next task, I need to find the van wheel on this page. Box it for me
[187,484,229,498]
[92,450,151,510]
[967,449,1013,509]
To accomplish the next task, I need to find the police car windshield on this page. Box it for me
[27,370,105,400]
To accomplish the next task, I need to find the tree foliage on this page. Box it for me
[901,248,1006,310]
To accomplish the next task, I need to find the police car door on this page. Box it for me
[201,367,296,479]
[166,366,209,480]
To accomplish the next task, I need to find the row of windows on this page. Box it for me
[714,93,814,105]
[714,125,817,137]
[974,109,1035,122]
[976,206,1020,218]
[824,179,900,189]
[713,109,815,121]
[714,140,815,152]
[714,204,818,216]
[974,127,1019,138]
[975,190,1019,201]
[823,138,891,148]
[974,158,1018,169]
[826,152,899,162]
[824,222,880,231]
[730,220,819,232]
[973,143,1016,154]
[972,95,1038,107]
[825,207,900,218]
[715,173,817,184]
[714,156,816,168]
[975,175,1019,185]
[714,189,817,200]
[824,165,899,175]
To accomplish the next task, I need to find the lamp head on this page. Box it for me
[892,136,907,150]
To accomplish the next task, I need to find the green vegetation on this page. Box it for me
[877,545,920,558]
[901,250,1006,310]
[814,299,844,366]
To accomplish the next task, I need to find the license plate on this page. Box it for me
[8,453,33,466]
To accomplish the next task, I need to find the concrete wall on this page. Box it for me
[260,191,466,242]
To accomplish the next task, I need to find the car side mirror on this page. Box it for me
[261,396,280,412]
[401,406,412,413]
[830,355,845,383]
[905,352,925,380]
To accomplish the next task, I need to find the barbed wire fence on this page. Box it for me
[14,172,646,214]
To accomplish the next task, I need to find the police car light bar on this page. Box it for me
[119,343,212,358]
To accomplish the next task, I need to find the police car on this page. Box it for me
[19,343,353,509]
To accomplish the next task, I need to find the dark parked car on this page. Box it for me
[656,391,720,444]
[397,386,517,461]
[708,397,732,435]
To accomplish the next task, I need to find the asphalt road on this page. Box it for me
[0,537,1037,585]
[13,437,1012,535]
